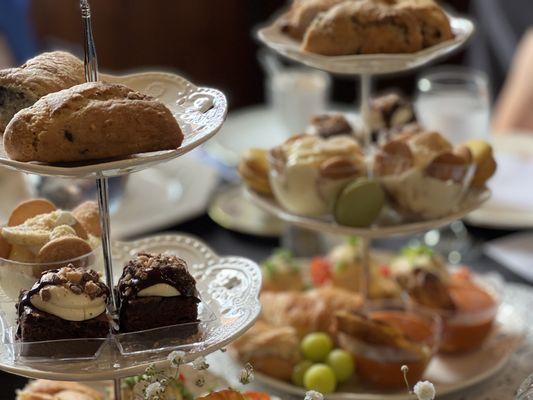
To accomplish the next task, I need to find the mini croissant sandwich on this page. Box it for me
[4,81,183,163]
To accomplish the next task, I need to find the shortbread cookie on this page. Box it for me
[8,198,56,227]
[302,1,423,55]
[4,82,183,163]
[17,380,103,400]
[72,201,101,237]
[37,236,93,264]
[0,51,84,133]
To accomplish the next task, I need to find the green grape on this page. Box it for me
[300,332,333,362]
[303,364,337,394]
[326,349,355,382]
[291,360,313,387]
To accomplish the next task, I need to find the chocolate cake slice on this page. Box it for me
[16,266,110,357]
[117,252,200,334]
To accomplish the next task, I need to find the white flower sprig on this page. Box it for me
[192,356,210,371]
[239,363,255,385]
[401,365,436,400]
[145,381,163,399]
[168,350,186,369]
[304,390,324,400]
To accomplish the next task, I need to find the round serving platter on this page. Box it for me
[257,13,474,75]
[0,234,261,381]
[245,188,491,239]
[213,300,526,400]
[0,72,227,179]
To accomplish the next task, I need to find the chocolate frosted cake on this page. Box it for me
[16,266,110,355]
[117,252,200,333]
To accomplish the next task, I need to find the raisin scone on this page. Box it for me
[0,51,84,134]
[4,82,183,163]
[280,0,348,40]
[302,0,423,55]
[395,0,453,47]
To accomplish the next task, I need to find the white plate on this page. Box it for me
[0,72,227,178]
[246,188,490,239]
[218,303,525,400]
[257,14,474,75]
[0,234,261,381]
[466,134,533,229]
[111,152,219,239]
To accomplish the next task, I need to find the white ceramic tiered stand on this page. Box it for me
[0,2,262,399]
[255,11,480,295]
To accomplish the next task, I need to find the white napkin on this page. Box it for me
[488,153,533,211]
[484,232,533,282]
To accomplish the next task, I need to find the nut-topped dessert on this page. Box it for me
[117,252,200,333]
[0,199,101,273]
[16,266,110,342]
[269,134,366,216]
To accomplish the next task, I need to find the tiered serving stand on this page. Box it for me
[225,8,529,400]
[254,9,479,296]
[0,2,262,399]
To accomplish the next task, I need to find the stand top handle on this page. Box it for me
[80,0,99,83]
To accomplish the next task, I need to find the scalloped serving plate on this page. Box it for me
[0,72,227,178]
[257,13,474,75]
[245,188,491,239]
[0,234,261,381]
[219,302,525,400]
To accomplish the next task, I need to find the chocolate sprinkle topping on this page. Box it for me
[117,252,199,302]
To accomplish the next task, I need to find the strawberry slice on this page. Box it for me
[244,392,271,400]
[310,256,332,286]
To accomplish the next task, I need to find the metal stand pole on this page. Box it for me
[359,74,372,149]
[114,378,122,400]
[359,237,371,299]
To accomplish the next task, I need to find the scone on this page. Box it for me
[4,82,183,163]
[280,0,348,40]
[395,0,453,47]
[0,51,84,133]
[302,0,423,55]
[17,380,103,400]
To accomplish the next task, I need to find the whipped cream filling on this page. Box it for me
[30,285,106,322]
[137,283,181,297]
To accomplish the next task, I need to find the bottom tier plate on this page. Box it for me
[211,300,526,400]
[0,234,261,381]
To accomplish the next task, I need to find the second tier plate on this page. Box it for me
[246,188,491,238]
[257,13,474,75]
[0,72,227,179]
[0,234,261,381]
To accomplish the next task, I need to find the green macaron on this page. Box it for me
[334,178,385,227]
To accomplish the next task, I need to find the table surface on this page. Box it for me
[2,211,530,397]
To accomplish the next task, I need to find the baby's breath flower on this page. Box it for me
[220,347,227,353]
[145,364,157,377]
[304,390,324,400]
[192,356,209,370]
[195,375,206,387]
[168,350,186,368]
[239,363,255,385]
[145,381,163,399]
[413,381,436,400]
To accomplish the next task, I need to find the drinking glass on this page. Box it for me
[415,67,491,263]
[267,68,331,135]
[416,67,490,144]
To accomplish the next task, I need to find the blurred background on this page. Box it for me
[0,0,529,108]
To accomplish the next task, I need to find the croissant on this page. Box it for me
[260,287,363,337]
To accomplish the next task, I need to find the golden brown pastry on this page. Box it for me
[230,320,301,381]
[72,201,101,237]
[280,0,348,40]
[395,0,453,47]
[4,82,183,163]
[302,1,423,55]
[16,380,103,400]
[464,140,497,188]
[260,287,363,337]
[0,51,84,133]
[239,148,273,196]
